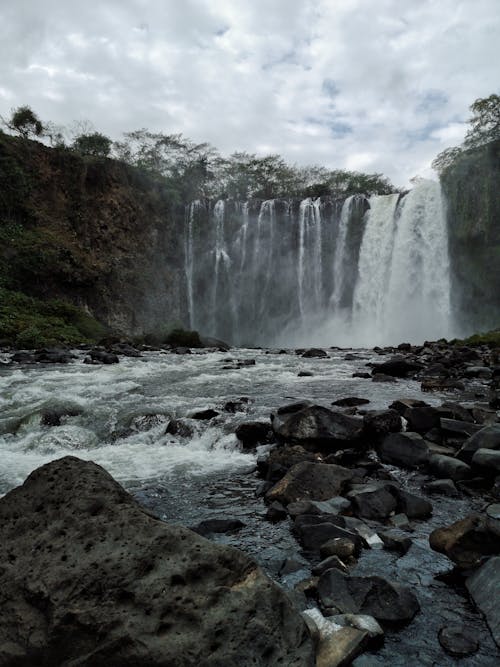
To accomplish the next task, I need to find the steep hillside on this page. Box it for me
[442,139,500,332]
[0,132,186,341]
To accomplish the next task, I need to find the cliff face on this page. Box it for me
[0,132,186,335]
[442,139,500,333]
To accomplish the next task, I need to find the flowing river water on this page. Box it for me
[0,348,498,665]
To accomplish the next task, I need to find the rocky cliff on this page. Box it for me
[442,139,500,333]
[0,132,186,337]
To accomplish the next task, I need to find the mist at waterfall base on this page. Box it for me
[185,180,455,348]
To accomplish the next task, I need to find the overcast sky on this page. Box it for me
[1,0,498,187]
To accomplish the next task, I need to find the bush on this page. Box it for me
[164,328,202,348]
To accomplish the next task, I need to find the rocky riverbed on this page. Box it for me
[1,341,499,665]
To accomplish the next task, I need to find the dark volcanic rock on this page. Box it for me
[428,453,472,481]
[191,518,246,536]
[429,514,500,568]
[332,397,370,408]
[317,569,419,626]
[466,556,500,647]
[363,409,401,436]
[371,356,422,378]
[394,489,432,519]
[0,457,314,667]
[272,405,366,449]
[458,424,500,463]
[404,406,440,433]
[472,448,500,473]
[235,421,273,448]
[378,432,429,468]
[347,483,397,521]
[302,348,328,358]
[191,408,220,420]
[265,461,353,505]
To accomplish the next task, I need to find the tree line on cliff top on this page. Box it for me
[2,93,499,200]
[0,106,396,202]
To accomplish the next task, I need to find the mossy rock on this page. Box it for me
[164,328,203,348]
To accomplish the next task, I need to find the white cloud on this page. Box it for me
[0,0,498,187]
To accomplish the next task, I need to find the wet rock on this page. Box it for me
[277,401,312,415]
[272,405,366,450]
[266,501,288,523]
[40,405,82,427]
[378,530,412,555]
[464,365,492,379]
[173,346,192,354]
[191,408,220,420]
[404,406,440,433]
[486,503,500,537]
[199,335,230,351]
[457,424,500,463]
[471,448,500,473]
[394,489,432,519]
[312,555,349,576]
[0,457,314,666]
[390,514,410,529]
[440,418,483,439]
[235,421,273,448]
[466,557,500,647]
[332,397,370,408]
[439,401,474,423]
[111,342,141,357]
[302,348,328,358]
[421,377,465,392]
[86,349,119,364]
[298,370,314,377]
[372,373,397,383]
[224,397,250,413]
[428,453,472,481]
[378,432,429,468]
[265,462,353,505]
[389,398,427,415]
[294,516,363,554]
[317,569,420,625]
[363,409,402,436]
[438,625,479,656]
[320,537,357,561]
[371,356,422,378]
[423,478,459,497]
[309,496,351,515]
[352,372,371,379]
[128,413,170,433]
[165,418,195,438]
[266,445,320,477]
[192,518,246,536]
[347,483,397,521]
[429,514,500,568]
[287,500,322,518]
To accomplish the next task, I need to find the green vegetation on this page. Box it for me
[0,288,107,348]
[455,329,500,348]
[2,106,44,140]
[72,132,112,158]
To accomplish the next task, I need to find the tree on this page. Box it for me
[4,105,44,139]
[464,93,500,148]
[72,132,112,158]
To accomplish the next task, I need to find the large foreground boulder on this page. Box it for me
[429,514,500,568]
[0,457,314,667]
[466,557,500,647]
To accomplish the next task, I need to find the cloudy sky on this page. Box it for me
[0,0,498,186]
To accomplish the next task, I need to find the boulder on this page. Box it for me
[191,408,220,420]
[317,569,419,625]
[235,421,273,448]
[440,418,482,439]
[320,537,358,560]
[272,405,366,449]
[423,479,459,497]
[457,424,500,463]
[347,483,397,521]
[389,398,427,415]
[378,432,429,468]
[466,556,500,647]
[266,445,320,476]
[363,409,401,436]
[370,356,422,378]
[428,454,472,481]
[378,530,412,555]
[312,555,349,576]
[302,348,328,358]
[429,514,500,568]
[394,489,432,519]
[293,516,363,554]
[86,349,119,364]
[471,448,500,473]
[404,406,440,433]
[316,627,369,667]
[372,373,397,383]
[0,457,314,667]
[265,462,353,506]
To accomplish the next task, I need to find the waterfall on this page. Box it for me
[184,180,453,347]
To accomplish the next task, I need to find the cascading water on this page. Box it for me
[184,180,454,347]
